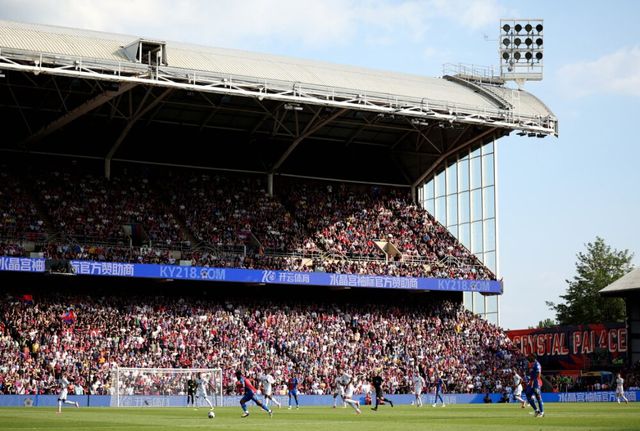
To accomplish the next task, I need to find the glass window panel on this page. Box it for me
[424,179,434,200]
[482,141,494,155]
[471,189,482,222]
[435,196,446,223]
[446,162,458,195]
[471,156,482,190]
[458,159,469,191]
[463,291,473,310]
[484,251,496,274]
[486,313,498,325]
[425,199,435,216]
[487,297,498,313]
[483,155,494,187]
[449,224,457,238]
[471,145,481,158]
[435,170,446,197]
[483,186,495,219]
[459,191,470,223]
[471,220,483,253]
[484,219,496,252]
[447,194,458,226]
[460,150,469,161]
[459,223,470,249]
[474,292,485,314]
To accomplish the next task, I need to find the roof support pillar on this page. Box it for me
[267,172,274,197]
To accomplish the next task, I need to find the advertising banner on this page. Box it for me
[0,256,503,293]
[507,324,627,370]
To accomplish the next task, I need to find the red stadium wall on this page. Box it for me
[507,324,627,371]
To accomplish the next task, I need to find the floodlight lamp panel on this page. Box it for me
[499,19,544,82]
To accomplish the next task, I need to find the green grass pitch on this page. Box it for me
[0,403,639,431]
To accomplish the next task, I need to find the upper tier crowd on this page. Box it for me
[0,166,494,280]
[0,294,521,396]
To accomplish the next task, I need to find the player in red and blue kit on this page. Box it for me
[527,357,544,417]
[287,376,299,409]
[432,375,446,407]
[235,370,272,418]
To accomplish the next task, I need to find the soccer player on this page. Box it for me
[236,370,272,418]
[195,372,215,410]
[512,371,526,408]
[432,374,446,407]
[522,375,537,414]
[371,372,394,411]
[260,370,281,408]
[412,371,425,407]
[186,375,197,408]
[527,356,544,417]
[338,372,362,414]
[57,376,79,413]
[287,375,300,409]
[615,373,629,404]
[332,371,346,408]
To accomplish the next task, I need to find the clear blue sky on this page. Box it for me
[2,0,638,329]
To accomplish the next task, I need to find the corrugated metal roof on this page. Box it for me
[0,19,554,117]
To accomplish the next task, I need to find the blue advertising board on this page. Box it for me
[0,391,635,408]
[0,256,502,293]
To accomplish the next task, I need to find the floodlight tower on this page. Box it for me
[499,19,544,87]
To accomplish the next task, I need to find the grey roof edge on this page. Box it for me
[600,268,640,296]
[0,19,557,135]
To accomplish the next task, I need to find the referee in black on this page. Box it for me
[187,375,197,408]
[371,372,394,411]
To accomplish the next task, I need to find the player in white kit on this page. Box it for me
[57,376,79,413]
[195,372,215,410]
[332,373,347,408]
[260,371,282,408]
[512,371,526,408]
[412,372,425,407]
[339,373,361,414]
[615,373,629,404]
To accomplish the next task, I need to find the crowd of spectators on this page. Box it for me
[0,294,521,397]
[0,170,46,241]
[172,174,305,252]
[36,170,187,248]
[0,168,494,280]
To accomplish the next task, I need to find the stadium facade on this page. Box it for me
[0,20,557,323]
[421,141,499,323]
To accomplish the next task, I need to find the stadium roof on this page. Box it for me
[600,268,640,296]
[0,20,557,185]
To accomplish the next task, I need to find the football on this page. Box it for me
[208,411,215,419]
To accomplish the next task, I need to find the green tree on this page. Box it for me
[547,237,633,325]
[537,318,557,329]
